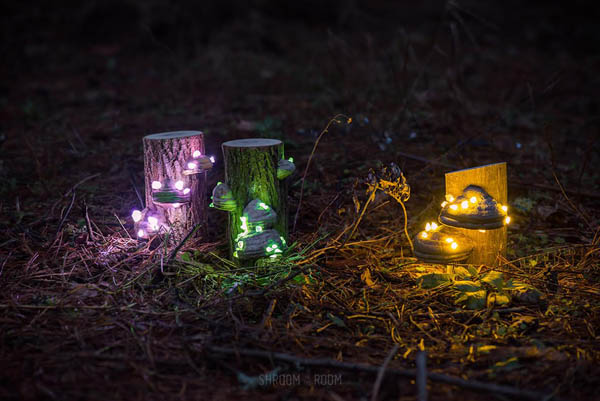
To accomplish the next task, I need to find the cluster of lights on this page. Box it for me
[131,209,163,238]
[419,221,459,250]
[443,193,511,226]
[132,148,215,240]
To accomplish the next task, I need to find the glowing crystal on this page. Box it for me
[175,180,184,190]
[152,181,162,190]
[192,150,201,158]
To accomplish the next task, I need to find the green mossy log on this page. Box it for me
[222,138,288,258]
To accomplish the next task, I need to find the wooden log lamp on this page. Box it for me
[211,138,295,261]
[131,131,214,243]
[413,163,509,266]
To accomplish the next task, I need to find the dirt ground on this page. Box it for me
[1,1,599,400]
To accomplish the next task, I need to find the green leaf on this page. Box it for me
[417,273,453,289]
[453,280,482,292]
[466,265,479,277]
[455,289,487,310]
[508,281,542,304]
[481,271,505,290]
[487,292,511,307]
[452,266,472,278]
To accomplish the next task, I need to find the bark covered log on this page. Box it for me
[220,138,290,259]
[141,131,209,243]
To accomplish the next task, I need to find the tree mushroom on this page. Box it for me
[439,185,509,230]
[234,229,285,260]
[183,154,214,175]
[211,182,237,212]
[277,158,296,180]
[243,198,277,233]
[413,222,473,263]
[151,179,191,207]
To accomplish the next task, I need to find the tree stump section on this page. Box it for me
[221,138,288,259]
[142,131,209,243]
[444,162,507,266]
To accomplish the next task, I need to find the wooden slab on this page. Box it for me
[445,162,507,266]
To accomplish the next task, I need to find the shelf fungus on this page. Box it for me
[211,182,237,211]
[413,222,473,263]
[277,158,296,180]
[183,153,214,175]
[439,185,509,230]
[132,208,168,239]
[243,199,277,232]
[234,229,285,260]
[151,179,191,207]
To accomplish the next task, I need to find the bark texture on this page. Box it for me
[222,138,286,257]
[444,162,507,266]
[143,131,207,242]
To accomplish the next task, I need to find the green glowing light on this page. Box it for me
[257,202,269,210]
[288,157,294,163]
[237,240,244,250]
[233,251,238,258]
[280,236,286,245]
[217,181,222,185]
[209,203,214,208]
[240,216,248,233]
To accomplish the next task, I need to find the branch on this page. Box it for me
[206,346,563,401]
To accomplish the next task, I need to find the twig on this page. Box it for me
[416,351,428,401]
[84,200,95,242]
[258,299,277,331]
[128,166,144,209]
[293,114,351,233]
[0,250,12,277]
[371,344,399,401]
[55,191,76,237]
[166,223,203,263]
[206,346,564,401]
[340,186,377,249]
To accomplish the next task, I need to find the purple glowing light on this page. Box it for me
[131,209,142,222]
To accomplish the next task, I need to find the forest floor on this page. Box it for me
[1,1,599,400]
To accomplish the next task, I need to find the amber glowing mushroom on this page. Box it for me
[439,185,508,230]
[413,222,473,263]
